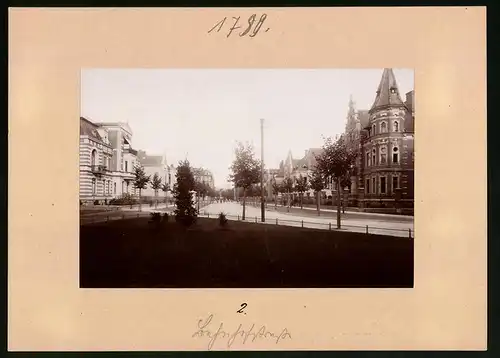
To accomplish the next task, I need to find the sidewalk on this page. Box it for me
[245,202,413,219]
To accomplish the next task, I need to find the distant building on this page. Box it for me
[192,168,215,189]
[79,117,138,203]
[136,150,172,200]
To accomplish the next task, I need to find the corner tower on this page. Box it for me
[362,68,414,211]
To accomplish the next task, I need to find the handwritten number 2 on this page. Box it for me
[237,303,248,314]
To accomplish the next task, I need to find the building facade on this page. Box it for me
[344,68,415,212]
[192,168,215,189]
[79,117,139,204]
[136,150,171,200]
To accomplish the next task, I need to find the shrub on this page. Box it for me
[162,212,169,222]
[104,198,108,205]
[94,200,99,205]
[79,200,83,206]
[150,212,162,223]
[218,212,228,227]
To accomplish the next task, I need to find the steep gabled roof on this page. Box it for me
[80,117,103,142]
[369,68,405,113]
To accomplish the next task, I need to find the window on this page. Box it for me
[372,124,376,135]
[91,149,97,167]
[380,122,387,133]
[390,87,397,94]
[372,177,376,194]
[380,146,387,165]
[392,176,399,192]
[92,178,96,194]
[366,179,370,194]
[394,121,399,132]
[393,147,399,163]
[366,152,370,166]
[372,148,376,166]
[114,182,117,194]
[125,161,128,172]
[381,176,386,194]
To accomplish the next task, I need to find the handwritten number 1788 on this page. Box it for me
[208,14,270,38]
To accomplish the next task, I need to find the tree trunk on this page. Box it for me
[274,194,277,209]
[300,193,303,209]
[336,179,341,229]
[154,190,158,209]
[316,191,320,216]
[242,189,246,220]
[138,188,142,212]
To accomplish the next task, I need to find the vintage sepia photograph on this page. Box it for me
[79,68,415,288]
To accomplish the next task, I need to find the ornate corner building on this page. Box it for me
[345,68,415,213]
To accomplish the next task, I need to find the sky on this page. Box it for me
[81,68,414,189]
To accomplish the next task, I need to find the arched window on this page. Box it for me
[372,148,376,166]
[372,124,376,135]
[393,147,399,163]
[393,120,399,132]
[91,149,97,167]
[381,122,387,133]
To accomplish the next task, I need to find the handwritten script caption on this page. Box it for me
[192,314,291,350]
[208,14,270,38]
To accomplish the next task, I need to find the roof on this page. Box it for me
[369,68,405,112]
[80,117,103,142]
[137,150,164,167]
[290,148,323,170]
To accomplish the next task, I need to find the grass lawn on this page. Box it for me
[80,217,413,288]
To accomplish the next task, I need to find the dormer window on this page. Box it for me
[390,87,397,94]
[393,120,400,132]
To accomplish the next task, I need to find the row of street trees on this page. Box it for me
[131,166,170,211]
[229,135,356,228]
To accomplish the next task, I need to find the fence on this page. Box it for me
[197,211,412,239]
[80,208,413,239]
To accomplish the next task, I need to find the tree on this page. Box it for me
[272,180,280,208]
[228,142,261,220]
[309,169,325,216]
[282,176,294,212]
[161,182,170,204]
[150,173,163,209]
[133,164,151,212]
[173,160,197,226]
[314,135,356,228]
[295,174,309,209]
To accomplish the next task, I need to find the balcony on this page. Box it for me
[122,144,138,156]
[91,165,109,175]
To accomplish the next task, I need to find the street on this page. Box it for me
[201,201,414,238]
